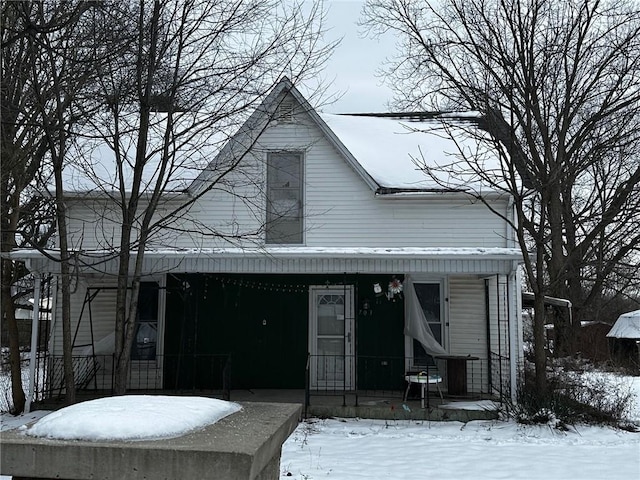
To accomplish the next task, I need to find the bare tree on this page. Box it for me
[362,0,640,393]
[2,0,123,409]
[1,1,89,412]
[63,0,334,394]
[1,2,39,414]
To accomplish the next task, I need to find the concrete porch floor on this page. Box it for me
[34,389,501,422]
[229,389,500,422]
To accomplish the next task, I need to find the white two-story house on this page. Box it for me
[18,78,523,407]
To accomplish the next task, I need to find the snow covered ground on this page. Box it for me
[1,376,639,480]
[0,351,30,413]
[280,415,638,480]
[279,375,640,480]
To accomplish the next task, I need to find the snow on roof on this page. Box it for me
[24,396,241,441]
[319,113,501,191]
[61,111,231,194]
[144,246,522,258]
[59,78,505,195]
[10,246,523,260]
[607,310,640,339]
[522,292,572,309]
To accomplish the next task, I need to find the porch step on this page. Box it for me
[305,402,499,422]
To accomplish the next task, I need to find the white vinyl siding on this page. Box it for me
[448,276,488,394]
[66,200,123,251]
[65,196,184,251]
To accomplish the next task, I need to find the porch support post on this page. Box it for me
[25,275,41,413]
[508,265,520,403]
[484,279,492,393]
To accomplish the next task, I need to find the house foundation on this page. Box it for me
[0,402,301,480]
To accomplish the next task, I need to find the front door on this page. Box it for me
[309,286,354,389]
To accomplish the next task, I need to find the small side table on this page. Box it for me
[404,373,443,408]
[434,355,479,396]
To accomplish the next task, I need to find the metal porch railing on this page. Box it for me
[489,350,511,400]
[34,353,232,402]
[305,354,492,409]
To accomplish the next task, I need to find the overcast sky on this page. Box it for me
[313,0,397,113]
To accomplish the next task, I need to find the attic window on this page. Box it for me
[276,101,294,123]
[266,151,303,244]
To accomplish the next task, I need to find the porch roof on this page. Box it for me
[13,246,522,276]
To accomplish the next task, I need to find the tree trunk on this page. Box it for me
[112,0,160,395]
[53,161,76,405]
[1,261,26,414]
[532,295,548,394]
[113,241,132,395]
[531,225,548,396]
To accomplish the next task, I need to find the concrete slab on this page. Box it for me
[1,402,302,480]
[307,403,498,421]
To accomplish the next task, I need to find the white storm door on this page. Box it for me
[309,286,354,390]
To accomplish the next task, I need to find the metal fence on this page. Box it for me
[489,351,511,400]
[34,353,231,401]
[305,354,493,408]
[30,351,506,408]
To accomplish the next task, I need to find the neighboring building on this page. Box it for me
[16,78,523,404]
[607,310,640,369]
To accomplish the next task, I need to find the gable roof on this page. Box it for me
[59,110,227,196]
[191,77,504,196]
[60,77,505,197]
[319,112,500,193]
[187,76,381,194]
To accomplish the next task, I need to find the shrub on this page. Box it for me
[505,361,637,430]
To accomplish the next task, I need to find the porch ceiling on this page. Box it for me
[14,246,522,276]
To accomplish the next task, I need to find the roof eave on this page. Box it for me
[7,246,523,262]
[375,188,508,199]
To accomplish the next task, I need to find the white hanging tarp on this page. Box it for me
[404,275,447,356]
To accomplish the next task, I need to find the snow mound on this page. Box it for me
[24,395,241,441]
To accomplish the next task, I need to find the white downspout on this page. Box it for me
[25,274,41,413]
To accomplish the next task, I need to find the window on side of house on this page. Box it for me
[266,151,303,244]
[412,282,444,367]
[131,282,159,361]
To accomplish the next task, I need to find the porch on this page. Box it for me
[30,352,506,421]
[230,390,499,421]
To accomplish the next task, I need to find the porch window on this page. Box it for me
[131,282,159,360]
[266,152,303,244]
[412,282,444,367]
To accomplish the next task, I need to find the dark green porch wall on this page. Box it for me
[356,290,406,390]
[164,273,405,390]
